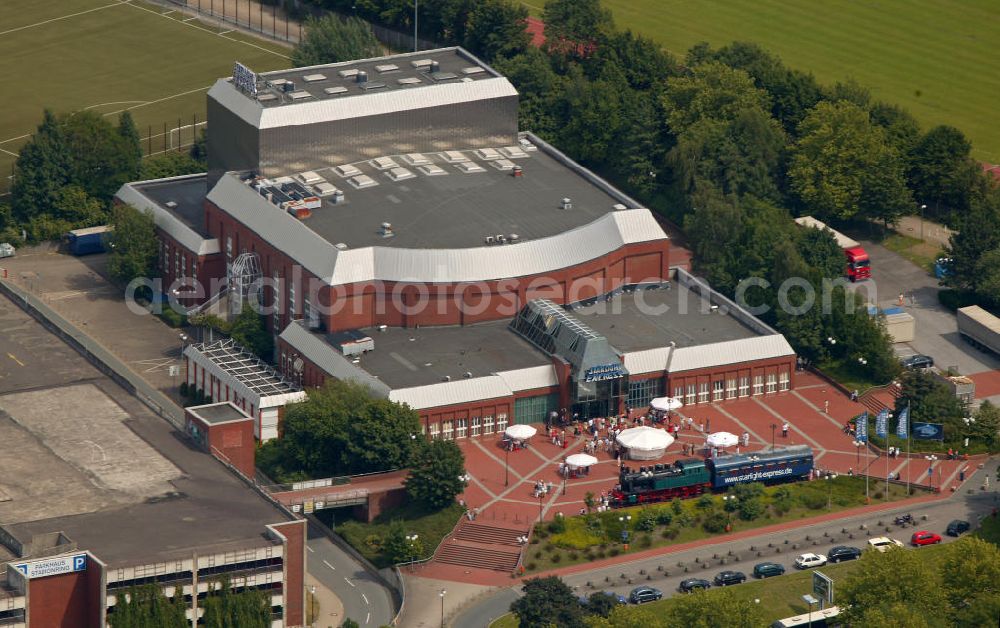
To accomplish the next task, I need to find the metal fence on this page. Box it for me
[157,0,303,43]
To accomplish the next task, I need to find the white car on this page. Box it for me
[0,243,14,258]
[795,553,827,569]
[867,537,904,553]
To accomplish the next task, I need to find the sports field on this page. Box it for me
[525,0,1000,162]
[0,0,292,192]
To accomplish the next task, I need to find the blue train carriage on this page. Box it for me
[611,458,711,507]
[707,445,814,490]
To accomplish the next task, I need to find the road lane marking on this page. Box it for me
[362,593,369,605]
[323,559,335,571]
[7,353,24,366]
[344,576,356,587]
[306,545,314,553]
[366,611,371,624]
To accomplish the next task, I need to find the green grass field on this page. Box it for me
[526,0,1000,163]
[0,0,292,192]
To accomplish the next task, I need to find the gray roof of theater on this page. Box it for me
[570,284,761,353]
[131,175,210,237]
[338,321,550,389]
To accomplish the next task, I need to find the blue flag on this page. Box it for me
[855,411,868,443]
[875,408,889,438]
[897,406,909,438]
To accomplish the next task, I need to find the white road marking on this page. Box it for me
[218,29,234,35]
[0,0,131,38]
[344,576,356,587]
[182,16,198,22]
[306,545,314,553]
[362,593,369,605]
[322,559,336,571]
[366,611,371,624]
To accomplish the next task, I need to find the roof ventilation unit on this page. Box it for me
[282,81,296,93]
[417,164,447,176]
[165,201,178,209]
[380,222,394,238]
[402,153,431,166]
[455,161,486,174]
[335,242,348,250]
[324,86,349,96]
[500,146,529,159]
[429,60,440,73]
[386,167,416,182]
[442,375,451,382]
[331,189,345,204]
[491,159,515,172]
[334,164,363,178]
[560,197,573,210]
[511,165,523,177]
[441,151,468,164]
[612,203,627,210]
[485,236,495,245]
[475,148,502,161]
[464,371,473,379]
[356,70,368,84]
[508,233,520,243]
[303,73,327,83]
[496,234,506,244]
[371,156,399,170]
[338,68,359,78]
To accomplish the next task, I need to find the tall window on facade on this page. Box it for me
[712,380,724,401]
[698,382,709,403]
[429,423,440,439]
[288,279,297,318]
[779,370,790,391]
[627,378,664,409]
[483,415,495,434]
[272,272,281,331]
[766,373,777,393]
[471,416,481,437]
[456,418,468,438]
[173,250,180,278]
[514,394,558,425]
[739,376,750,397]
[726,378,737,399]
[225,235,233,262]
[442,420,454,440]
[753,375,764,396]
[497,413,509,432]
[686,383,696,405]
[673,386,683,401]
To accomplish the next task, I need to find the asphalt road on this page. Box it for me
[307,522,397,627]
[454,463,999,628]
[857,242,1000,375]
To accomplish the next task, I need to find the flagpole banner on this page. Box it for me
[875,408,889,438]
[855,411,868,443]
[896,406,909,439]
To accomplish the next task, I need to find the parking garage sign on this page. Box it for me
[13,554,87,579]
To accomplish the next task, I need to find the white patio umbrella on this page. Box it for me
[504,424,537,441]
[706,431,739,449]
[650,397,683,412]
[616,426,675,460]
[565,453,599,468]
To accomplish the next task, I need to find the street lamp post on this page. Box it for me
[504,443,510,487]
[925,454,938,489]
[413,0,419,52]
[825,473,838,510]
[962,416,976,449]
[920,204,927,240]
[802,594,819,628]
[439,589,446,628]
[405,534,419,571]
[538,492,544,524]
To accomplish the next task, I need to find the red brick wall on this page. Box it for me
[153,227,224,306]
[364,487,409,522]
[270,520,306,628]
[205,199,670,333]
[27,569,100,628]
[665,355,796,405]
[185,409,257,478]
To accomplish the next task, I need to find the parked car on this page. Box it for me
[753,562,786,579]
[794,553,827,569]
[868,537,904,552]
[901,354,934,370]
[828,546,862,563]
[946,520,970,537]
[678,578,711,593]
[713,570,747,586]
[0,243,14,259]
[911,531,943,546]
[629,586,663,604]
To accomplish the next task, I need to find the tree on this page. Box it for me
[662,62,771,135]
[895,369,965,430]
[106,203,158,288]
[585,592,618,618]
[140,152,205,180]
[201,578,271,628]
[838,547,948,627]
[972,401,1000,447]
[542,0,613,61]
[382,519,425,563]
[789,100,912,224]
[659,587,765,628]
[909,125,982,222]
[941,537,1000,626]
[109,584,187,627]
[229,303,274,359]
[510,577,586,628]
[493,47,564,138]
[62,110,141,203]
[341,620,360,628]
[11,109,71,226]
[292,15,381,67]
[117,111,144,176]
[24,185,106,241]
[463,0,529,62]
[405,439,466,509]
[945,192,1000,301]
[259,380,423,480]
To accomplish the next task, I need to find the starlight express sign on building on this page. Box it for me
[232,61,258,97]
[584,363,625,382]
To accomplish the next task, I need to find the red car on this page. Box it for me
[911,531,942,546]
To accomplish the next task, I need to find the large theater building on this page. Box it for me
[117,47,796,442]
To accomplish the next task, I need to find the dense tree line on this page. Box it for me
[109,580,270,628]
[257,380,466,507]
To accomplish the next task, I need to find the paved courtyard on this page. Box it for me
[455,371,973,530]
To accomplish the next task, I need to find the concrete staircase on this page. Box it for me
[860,385,899,416]
[433,522,528,572]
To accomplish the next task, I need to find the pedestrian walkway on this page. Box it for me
[305,573,345,628]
